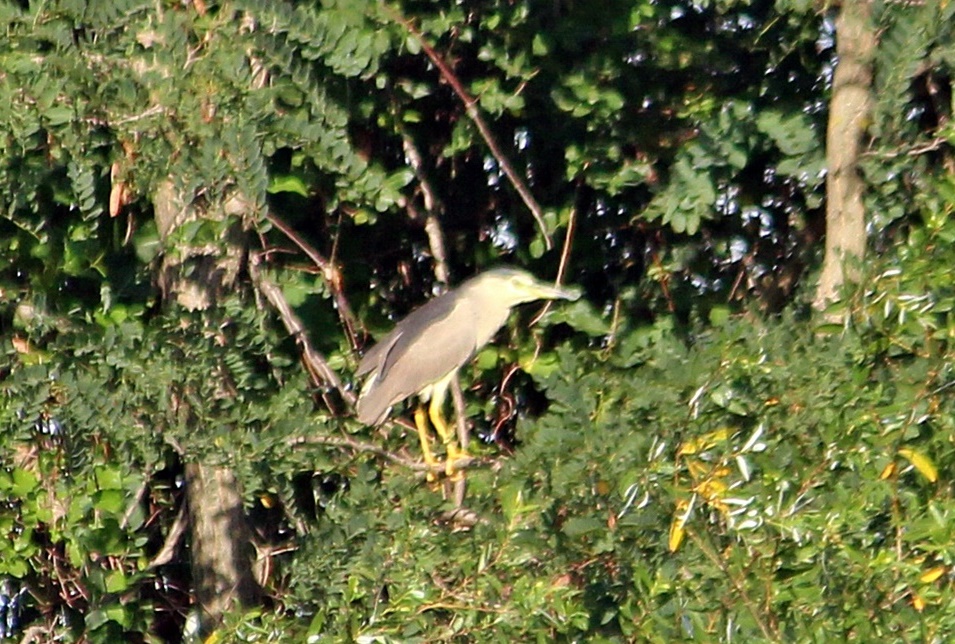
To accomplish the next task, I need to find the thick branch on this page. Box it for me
[184,463,260,626]
[249,252,355,410]
[152,181,261,636]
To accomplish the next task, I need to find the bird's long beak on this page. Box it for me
[538,282,582,302]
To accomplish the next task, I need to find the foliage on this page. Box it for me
[0,304,321,640]
[866,1,955,230]
[273,211,955,640]
[6,215,955,639]
[0,0,954,641]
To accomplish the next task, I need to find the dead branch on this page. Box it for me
[263,210,361,350]
[249,252,355,410]
[289,433,488,476]
[390,10,553,251]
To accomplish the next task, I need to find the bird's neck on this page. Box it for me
[466,287,515,349]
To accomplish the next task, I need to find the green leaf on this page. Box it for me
[0,557,28,578]
[95,466,124,490]
[105,569,129,593]
[133,220,161,263]
[757,110,818,156]
[106,604,131,628]
[519,349,561,378]
[709,306,731,326]
[475,346,499,370]
[268,174,310,197]
[549,300,610,337]
[11,468,39,496]
[562,517,605,537]
[95,489,126,514]
[86,609,109,631]
[46,105,75,126]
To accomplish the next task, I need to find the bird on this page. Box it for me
[356,267,580,479]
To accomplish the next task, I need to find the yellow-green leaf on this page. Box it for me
[899,448,938,483]
[920,566,946,584]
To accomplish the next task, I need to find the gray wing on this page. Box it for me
[356,294,477,425]
[357,293,455,377]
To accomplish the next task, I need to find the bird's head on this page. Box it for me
[473,267,581,307]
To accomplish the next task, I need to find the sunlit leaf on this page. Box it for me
[548,300,610,337]
[920,566,946,584]
[669,499,692,553]
[899,448,938,483]
[268,174,310,197]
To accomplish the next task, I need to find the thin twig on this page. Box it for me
[448,379,469,507]
[120,479,149,530]
[264,210,361,350]
[112,104,165,125]
[390,10,552,250]
[554,201,577,285]
[424,213,450,281]
[861,136,947,159]
[530,200,578,327]
[17,625,46,644]
[400,131,451,285]
[689,529,779,642]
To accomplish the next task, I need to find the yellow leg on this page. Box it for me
[414,406,438,482]
[428,396,469,479]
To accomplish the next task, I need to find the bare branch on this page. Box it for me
[147,505,188,570]
[399,132,451,285]
[863,136,948,159]
[290,433,487,476]
[530,200,578,327]
[263,210,362,350]
[390,11,553,250]
[249,252,355,410]
[120,479,149,530]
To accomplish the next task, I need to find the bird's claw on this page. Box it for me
[444,448,470,480]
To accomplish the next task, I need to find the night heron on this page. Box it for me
[356,267,580,478]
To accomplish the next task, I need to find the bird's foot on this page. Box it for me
[444,447,470,480]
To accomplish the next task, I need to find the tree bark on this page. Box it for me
[183,463,260,628]
[814,0,876,311]
[154,181,260,636]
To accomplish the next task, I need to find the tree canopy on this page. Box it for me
[1,0,955,641]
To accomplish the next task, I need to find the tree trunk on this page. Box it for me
[183,463,260,628]
[154,181,260,636]
[814,0,876,311]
